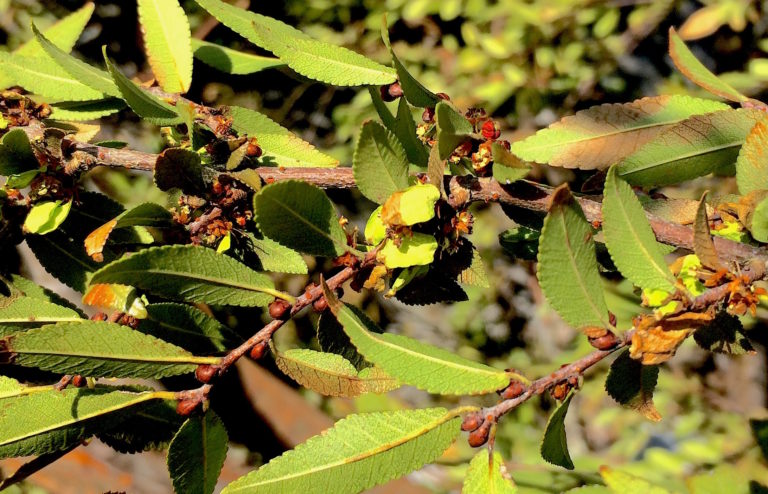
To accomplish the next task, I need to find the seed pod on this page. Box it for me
[313,296,328,313]
[71,375,86,388]
[176,398,200,417]
[269,299,291,320]
[249,341,268,360]
[551,382,570,401]
[195,364,218,383]
[589,331,619,351]
[467,419,492,447]
[481,120,500,140]
[460,412,484,432]
[246,138,262,158]
[499,380,525,400]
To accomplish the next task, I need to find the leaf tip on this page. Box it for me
[320,275,342,315]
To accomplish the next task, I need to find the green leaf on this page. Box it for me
[736,118,768,195]
[602,166,676,292]
[395,98,429,166]
[379,233,438,269]
[751,418,768,460]
[0,297,83,337]
[694,312,755,355]
[50,99,126,121]
[605,349,661,421]
[253,180,349,257]
[353,121,410,204]
[0,386,161,458]
[462,449,517,494]
[221,407,461,494]
[6,275,85,315]
[617,108,763,187]
[191,39,283,75]
[0,129,38,176]
[168,409,229,494]
[84,202,174,260]
[26,192,125,292]
[537,186,611,331]
[323,287,510,395]
[23,200,72,235]
[274,348,398,397]
[154,148,206,194]
[510,95,728,169]
[14,3,94,57]
[140,303,242,354]
[250,23,396,87]
[540,392,574,470]
[103,47,183,126]
[239,232,308,274]
[436,102,473,160]
[316,311,371,371]
[5,169,41,189]
[458,249,490,288]
[0,52,105,101]
[381,183,440,227]
[90,244,286,307]
[499,226,540,261]
[33,24,120,97]
[97,399,183,453]
[194,0,309,48]
[381,18,439,108]
[668,27,746,103]
[599,466,672,494]
[137,0,193,94]
[229,106,337,168]
[687,465,750,494]
[3,320,216,378]
[492,142,531,184]
[0,376,23,399]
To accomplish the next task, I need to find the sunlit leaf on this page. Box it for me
[191,39,283,75]
[84,202,173,261]
[693,192,723,270]
[735,118,768,195]
[0,129,38,176]
[380,17,439,108]
[379,233,438,269]
[222,408,461,494]
[510,95,728,169]
[15,3,94,57]
[0,52,105,101]
[381,183,440,227]
[23,200,72,235]
[137,0,193,93]
[600,466,672,494]
[353,121,409,204]
[462,449,517,494]
[50,99,126,121]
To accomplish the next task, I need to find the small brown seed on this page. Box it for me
[551,382,569,401]
[269,299,291,320]
[195,364,218,383]
[312,296,328,313]
[71,375,86,388]
[589,331,619,351]
[176,398,199,416]
[499,380,525,400]
[467,420,492,447]
[460,413,484,432]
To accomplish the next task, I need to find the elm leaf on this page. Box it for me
[167,409,229,494]
[15,3,94,57]
[510,95,728,169]
[436,102,473,160]
[90,244,287,307]
[221,408,461,494]
[537,186,611,331]
[191,39,283,75]
[380,17,439,108]
[50,99,125,121]
[0,129,38,176]
[735,118,768,195]
[0,297,83,337]
[0,52,105,101]
[379,233,438,269]
[693,192,723,270]
[540,392,574,470]
[353,121,409,204]
[140,303,243,354]
[137,0,193,93]
[23,200,72,235]
[602,166,676,292]
[84,202,174,261]
[323,284,511,395]
[3,320,217,378]
[380,183,440,227]
[605,349,661,421]
[462,449,517,494]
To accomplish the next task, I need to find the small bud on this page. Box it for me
[72,375,86,388]
[481,120,500,140]
[176,398,199,416]
[436,92,450,101]
[608,311,617,327]
[380,82,402,102]
[313,296,328,313]
[246,138,262,158]
[90,312,108,321]
[467,419,492,448]
[499,380,525,400]
[551,382,569,401]
[249,341,268,360]
[497,139,511,150]
[269,299,291,320]
[588,331,619,351]
[460,412,484,432]
[195,364,218,383]
[422,107,435,123]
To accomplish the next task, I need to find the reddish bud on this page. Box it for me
[269,299,291,320]
[481,120,500,140]
[422,107,435,123]
[313,296,328,313]
[551,382,569,401]
[195,364,218,383]
[72,375,86,388]
[436,92,450,101]
[467,420,492,447]
[499,380,525,400]
[90,312,108,321]
[588,331,619,351]
[460,412,484,432]
[608,311,617,327]
[176,398,200,416]
[380,82,402,102]
[246,138,262,158]
[249,341,268,360]
[497,139,511,150]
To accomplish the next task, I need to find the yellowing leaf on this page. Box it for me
[381,183,440,227]
[668,27,746,102]
[274,348,398,397]
[693,192,723,270]
[364,206,387,244]
[511,96,728,169]
[378,233,438,269]
[15,3,94,57]
[462,449,517,494]
[137,0,193,93]
[735,118,768,195]
[678,4,730,41]
[23,201,72,235]
[600,467,672,494]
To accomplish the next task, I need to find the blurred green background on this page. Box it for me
[2,0,768,492]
